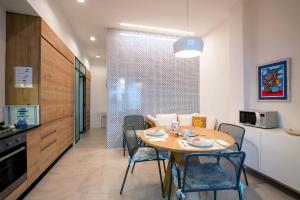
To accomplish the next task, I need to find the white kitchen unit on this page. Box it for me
[241,125,300,192]
[260,129,300,192]
[241,125,261,171]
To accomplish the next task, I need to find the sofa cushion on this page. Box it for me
[156,113,177,126]
[178,113,198,126]
[197,114,217,129]
[192,116,207,128]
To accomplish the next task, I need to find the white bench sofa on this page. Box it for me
[146,113,217,130]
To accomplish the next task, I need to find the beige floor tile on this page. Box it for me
[24,128,300,200]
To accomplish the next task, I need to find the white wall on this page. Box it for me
[200,0,300,129]
[244,0,300,129]
[90,65,107,128]
[199,22,231,125]
[26,0,83,62]
[0,4,5,122]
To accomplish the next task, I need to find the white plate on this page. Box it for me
[187,138,214,148]
[145,130,165,137]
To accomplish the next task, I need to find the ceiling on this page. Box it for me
[0,0,37,16]
[3,0,240,66]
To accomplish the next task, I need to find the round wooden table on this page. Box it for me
[140,126,235,153]
[140,126,235,199]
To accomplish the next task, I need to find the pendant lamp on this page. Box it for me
[173,0,204,58]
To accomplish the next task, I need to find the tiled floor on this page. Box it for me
[24,128,300,200]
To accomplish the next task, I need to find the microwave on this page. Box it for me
[239,110,278,129]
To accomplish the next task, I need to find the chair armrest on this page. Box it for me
[145,119,156,128]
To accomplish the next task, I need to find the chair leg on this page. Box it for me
[214,191,217,200]
[163,160,166,173]
[156,159,165,198]
[120,164,130,195]
[238,187,243,200]
[131,162,136,174]
[168,169,173,200]
[242,166,249,186]
[123,138,126,157]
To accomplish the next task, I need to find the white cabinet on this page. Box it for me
[260,129,300,192]
[242,126,261,171]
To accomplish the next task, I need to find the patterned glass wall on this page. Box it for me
[107,29,199,148]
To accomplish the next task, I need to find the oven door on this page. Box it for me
[0,144,27,200]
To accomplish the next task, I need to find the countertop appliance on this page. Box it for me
[0,130,27,200]
[239,110,278,129]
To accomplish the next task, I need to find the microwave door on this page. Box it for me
[255,112,261,127]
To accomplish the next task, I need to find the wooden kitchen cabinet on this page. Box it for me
[6,13,75,199]
[26,116,74,187]
[27,128,42,186]
[40,38,74,124]
[85,70,91,131]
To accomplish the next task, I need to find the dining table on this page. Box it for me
[140,126,236,199]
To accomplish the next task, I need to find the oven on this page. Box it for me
[0,132,27,200]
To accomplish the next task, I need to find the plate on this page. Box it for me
[145,130,165,137]
[187,138,214,148]
[181,131,198,137]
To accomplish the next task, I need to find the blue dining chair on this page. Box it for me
[120,125,169,198]
[168,151,246,200]
[123,115,147,157]
[218,123,249,186]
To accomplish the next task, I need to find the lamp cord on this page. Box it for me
[186,0,189,32]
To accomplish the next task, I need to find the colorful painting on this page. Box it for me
[258,59,289,101]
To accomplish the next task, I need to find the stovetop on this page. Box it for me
[0,125,40,140]
[0,126,15,135]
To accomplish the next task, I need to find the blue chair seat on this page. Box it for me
[184,163,235,190]
[132,147,169,162]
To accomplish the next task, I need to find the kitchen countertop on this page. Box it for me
[0,125,40,140]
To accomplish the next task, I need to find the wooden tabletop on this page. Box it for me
[140,126,235,153]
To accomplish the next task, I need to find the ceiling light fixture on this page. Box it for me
[173,0,204,58]
[96,55,100,58]
[77,0,85,3]
[119,32,176,41]
[90,36,96,41]
[120,22,194,36]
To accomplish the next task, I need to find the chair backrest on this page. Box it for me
[218,123,245,151]
[124,115,145,130]
[182,151,246,192]
[123,125,139,158]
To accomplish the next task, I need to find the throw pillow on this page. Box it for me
[192,116,207,128]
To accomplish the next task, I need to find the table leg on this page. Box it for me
[163,152,185,199]
[163,152,209,200]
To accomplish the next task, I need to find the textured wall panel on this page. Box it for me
[107,29,199,148]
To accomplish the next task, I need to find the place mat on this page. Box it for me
[215,139,230,146]
[177,139,224,150]
[148,138,166,142]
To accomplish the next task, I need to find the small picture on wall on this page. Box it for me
[258,58,290,101]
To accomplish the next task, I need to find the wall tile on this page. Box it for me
[107,29,200,148]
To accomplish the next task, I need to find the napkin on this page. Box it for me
[148,138,166,142]
[215,139,230,146]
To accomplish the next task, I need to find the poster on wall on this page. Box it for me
[257,58,290,101]
[15,66,33,88]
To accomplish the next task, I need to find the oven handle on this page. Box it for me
[0,146,26,162]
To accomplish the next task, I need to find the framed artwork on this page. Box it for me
[258,58,290,101]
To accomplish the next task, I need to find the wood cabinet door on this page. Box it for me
[27,128,41,185]
[40,38,59,124]
[85,77,91,131]
[40,38,74,123]
[40,121,58,171]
